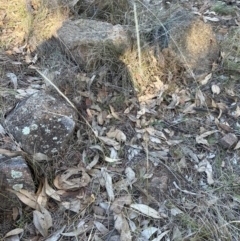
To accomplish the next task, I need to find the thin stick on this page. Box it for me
[133,1,142,73]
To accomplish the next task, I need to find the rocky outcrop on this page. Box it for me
[4,91,77,156]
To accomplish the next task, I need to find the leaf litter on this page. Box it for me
[2,1,240,240]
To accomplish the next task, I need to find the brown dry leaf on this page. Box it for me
[114,213,132,241]
[181,146,199,163]
[172,226,183,241]
[107,128,127,143]
[104,156,122,163]
[0,148,23,157]
[166,93,180,109]
[86,153,99,170]
[61,199,81,213]
[33,205,52,237]
[109,105,122,120]
[110,195,132,214]
[44,178,61,202]
[166,140,183,146]
[124,104,134,114]
[125,167,137,186]
[4,235,20,241]
[203,16,219,22]
[12,207,19,221]
[152,230,170,241]
[225,87,235,96]
[98,136,120,150]
[195,90,205,107]
[211,84,220,94]
[234,106,240,117]
[137,104,146,119]
[94,221,109,235]
[130,204,162,219]
[33,153,51,161]
[97,111,104,125]
[145,127,167,140]
[36,181,48,208]
[89,144,104,153]
[197,159,214,185]
[101,168,115,201]
[7,188,38,210]
[149,136,161,144]
[196,130,218,146]
[114,179,130,192]
[234,141,240,150]
[54,167,91,190]
[183,103,196,114]
[141,227,158,240]
[4,228,23,238]
[198,73,212,85]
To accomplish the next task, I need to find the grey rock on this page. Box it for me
[56,19,130,69]
[219,133,238,149]
[4,91,77,156]
[0,155,35,232]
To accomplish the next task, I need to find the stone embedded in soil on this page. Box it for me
[0,155,35,232]
[4,91,77,156]
[219,133,238,149]
[56,19,130,69]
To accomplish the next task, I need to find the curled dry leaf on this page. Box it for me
[33,205,52,237]
[130,204,162,219]
[199,73,212,85]
[36,180,48,208]
[114,213,132,241]
[98,136,120,150]
[234,141,240,150]
[195,89,205,106]
[44,178,61,202]
[211,84,220,94]
[141,227,158,240]
[101,168,115,201]
[61,199,81,213]
[196,130,218,146]
[110,195,132,214]
[86,153,99,170]
[234,106,240,117]
[197,159,214,185]
[7,188,38,210]
[166,93,180,109]
[107,128,127,142]
[109,105,122,120]
[4,234,20,241]
[4,228,23,238]
[0,148,23,157]
[183,103,196,114]
[125,167,136,184]
[54,167,91,190]
[104,156,122,163]
[94,221,109,234]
